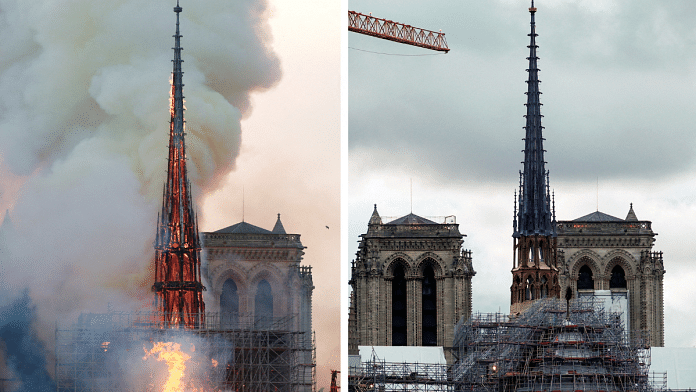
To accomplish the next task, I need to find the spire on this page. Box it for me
[369,204,382,225]
[152,1,206,329]
[516,0,554,237]
[626,203,638,221]
[272,213,287,234]
[510,1,561,313]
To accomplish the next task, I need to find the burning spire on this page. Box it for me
[152,0,206,328]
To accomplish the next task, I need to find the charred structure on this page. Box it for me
[152,0,206,328]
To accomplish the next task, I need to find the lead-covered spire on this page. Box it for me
[514,0,555,238]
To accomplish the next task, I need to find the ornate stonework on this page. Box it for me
[348,206,475,363]
[200,215,314,358]
[556,206,665,347]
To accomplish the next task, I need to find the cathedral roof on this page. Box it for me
[386,213,438,225]
[214,221,273,234]
[572,211,623,222]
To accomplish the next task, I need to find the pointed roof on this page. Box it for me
[573,211,623,222]
[514,0,555,238]
[214,221,273,235]
[386,213,438,225]
[625,203,638,221]
[155,0,200,251]
[369,204,382,225]
[272,213,286,234]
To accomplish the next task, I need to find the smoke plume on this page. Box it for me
[0,0,281,384]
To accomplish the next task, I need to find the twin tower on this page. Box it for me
[348,2,664,360]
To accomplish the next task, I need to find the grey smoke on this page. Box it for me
[0,0,281,384]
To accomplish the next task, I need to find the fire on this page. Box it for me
[143,342,191,392]
[169,74,175,117]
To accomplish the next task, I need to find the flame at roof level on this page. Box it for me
[152,1,206,329]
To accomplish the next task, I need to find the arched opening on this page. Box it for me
[577,265,594,290]
[610,265,627,289]
[514,276,522,303]
[220,279,239,328]
[392,263,407,346]
[255,279,273,329]
[541,276,548,298]
[525,276,534,301]
[422,264,437,346]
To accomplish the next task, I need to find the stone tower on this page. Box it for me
[201,214,315,390]
[201,214,313,336]
[556,204,665,347]
[152,1,206,328]
[510,1,561,314]
[348,205,475,362]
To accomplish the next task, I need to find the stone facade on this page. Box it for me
[556,205,665,347]
[348,206,475,363]
[201,215,315,389]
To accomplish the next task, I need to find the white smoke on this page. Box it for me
[0,0,281,379]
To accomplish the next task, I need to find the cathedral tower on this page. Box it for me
[510,1,561,314]
[348,206,475,363]
[556,205,665,346]
[152,1,206,328]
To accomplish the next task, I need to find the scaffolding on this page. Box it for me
[452,297,651,392]
[55,312,314,392]
[348,349,451,392]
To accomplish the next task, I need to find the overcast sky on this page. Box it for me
[348,0,696,349]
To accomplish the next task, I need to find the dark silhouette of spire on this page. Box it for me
[510,1,560,312]
[514,0,555,238]
[152,1,206,329]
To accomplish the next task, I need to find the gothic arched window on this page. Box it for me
[422,264,437,346]
[515,276,522,303]
[255,279,273,329]
[525,276,534,301]
[577,265,594,290]
[541,276,548,298]
[610,265,627,289]
[220,279,239,328]
[392,263,407,346]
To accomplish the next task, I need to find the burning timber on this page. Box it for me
[55,311,315,392]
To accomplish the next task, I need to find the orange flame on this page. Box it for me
[143,342,191,392]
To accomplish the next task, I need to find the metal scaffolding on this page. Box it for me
[348,349,451,392]
[55,312,314,392]
[452,297,651,392]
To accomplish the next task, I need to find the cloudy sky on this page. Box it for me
[348,0,696,348]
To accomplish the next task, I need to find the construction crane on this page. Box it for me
[348,11,449,52]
